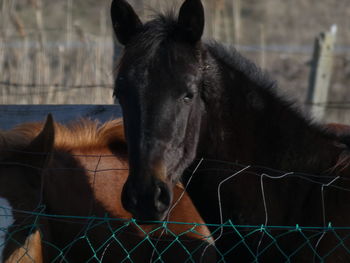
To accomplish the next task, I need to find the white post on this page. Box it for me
[307,25,337,121]
[233,0,241,46]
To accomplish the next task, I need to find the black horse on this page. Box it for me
[111,0,350,261]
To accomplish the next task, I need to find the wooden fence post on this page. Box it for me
[213,0,224,41]
[233,0,241,46]
[260,24,266,69]
[307,25,337,121]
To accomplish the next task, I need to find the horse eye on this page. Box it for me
[183,93,194,103]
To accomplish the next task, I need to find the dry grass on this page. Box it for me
[0,0,114,104]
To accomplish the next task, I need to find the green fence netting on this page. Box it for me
[2,205,350,263]
[1,154,350,262]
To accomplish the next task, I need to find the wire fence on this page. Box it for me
[2,210,350,262]
[0,211,215,262]
[2,155,350,262]
[0,38,115,104]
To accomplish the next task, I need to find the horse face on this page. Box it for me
[112,0,205,220]
[0,115,54,189]
[0,115,54,198]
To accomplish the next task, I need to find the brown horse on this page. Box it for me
[111,0,350,261]
[1,116,215,262]
[0,115,54,263]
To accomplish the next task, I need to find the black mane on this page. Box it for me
[204,40,344,139]
[205,41,275,91]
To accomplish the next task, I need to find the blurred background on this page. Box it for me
[0,0,350,123]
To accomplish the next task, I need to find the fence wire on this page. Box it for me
[0,205,215,263]
[2,207,350,262]
[1,154,350,262]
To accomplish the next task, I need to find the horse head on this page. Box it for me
[1,114,55,262]
[112,0,207,220]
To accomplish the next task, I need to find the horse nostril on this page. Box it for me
[154,183,171,213]
[121,182,138,212]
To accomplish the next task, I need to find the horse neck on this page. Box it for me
[199,46,346,175]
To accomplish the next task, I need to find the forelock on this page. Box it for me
[123,12,178,62]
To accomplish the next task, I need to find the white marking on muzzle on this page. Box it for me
[0,197,14,262]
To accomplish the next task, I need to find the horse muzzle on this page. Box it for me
[121,177,173,222]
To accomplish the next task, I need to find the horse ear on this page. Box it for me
[178,0,205,43]
[21,114,55,170]
[111,0,143,45]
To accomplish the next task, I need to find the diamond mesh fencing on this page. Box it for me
[1,153,350,262]
[0,209,216,263]
[1,203,350,262]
